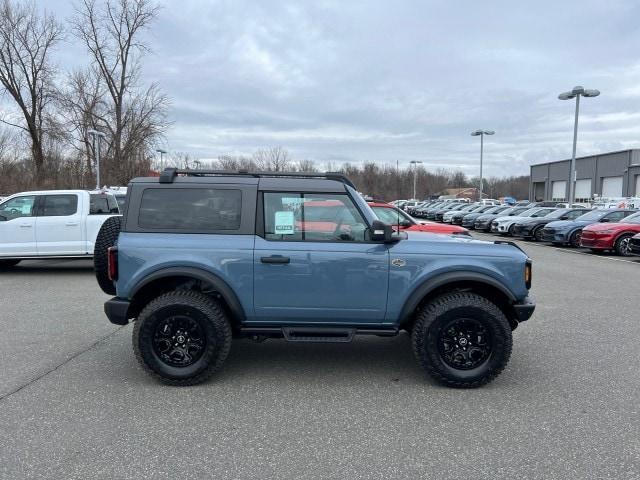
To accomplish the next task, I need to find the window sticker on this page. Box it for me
[274,211,295,235]
[281,197,305,209]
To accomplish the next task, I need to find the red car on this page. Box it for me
[367,201,470,236]
[580,212,640,256]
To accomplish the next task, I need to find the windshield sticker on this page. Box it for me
[274,211,295,235]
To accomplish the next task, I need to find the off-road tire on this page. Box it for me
[569,230,582,248]
[94,216,122,295]
[614,233,634,257]
[0,259,21,268]
[133,291,232,386]
[412,292,512,388]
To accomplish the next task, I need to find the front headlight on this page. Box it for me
[597,229,615,234]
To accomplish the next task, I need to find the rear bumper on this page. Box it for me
[104,297,131,325]
[512,296,535,322]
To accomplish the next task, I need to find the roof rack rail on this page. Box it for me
[158,168,356,189]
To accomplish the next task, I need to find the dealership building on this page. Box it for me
[529,149,640,202]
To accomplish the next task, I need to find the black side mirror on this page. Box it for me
[600,218,610,223]
[370,219,396,243]
[560,215,569,220]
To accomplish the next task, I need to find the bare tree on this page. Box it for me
[0,0,63,186]
[72,0,167,184]
[253,146,291,171]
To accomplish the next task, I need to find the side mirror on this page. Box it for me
[560,215,569,220]
[370,219,396,243]
[400,220,412,227]
[600,218,610,223]
[0,214,6,222]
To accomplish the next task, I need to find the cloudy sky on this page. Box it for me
[35,0,640,176]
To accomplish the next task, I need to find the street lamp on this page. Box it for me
[558,86,600,206]
[409,160,422,200]
[87,129,106,190]
[156,149,167,169]
[470,129,495,201]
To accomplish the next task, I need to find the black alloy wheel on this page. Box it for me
[152,315,207,367]
[437,318,492,370]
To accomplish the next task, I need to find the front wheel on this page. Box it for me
[614,234,634,256]
[133,291,232,386]
[412,292,512,388]
[569,230,582,248]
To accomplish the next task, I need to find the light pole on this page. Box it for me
[470,129,494,201]
[156,149,167,170]
[409,160,422,200]
[558,86,600,206]
[87,129,106,189]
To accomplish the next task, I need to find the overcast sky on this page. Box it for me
[34,0,640,176]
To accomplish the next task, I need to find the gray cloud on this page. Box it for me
[37,0,640,175]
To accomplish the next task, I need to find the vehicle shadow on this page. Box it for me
[0,260,95,274]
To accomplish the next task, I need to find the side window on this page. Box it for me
[41,195,78,217]
[264,192,368,242]
[138,188,242,231]
[605,211,626,222]
[567,210,586,220]
[0,195,36,221]
[90,194,120,215]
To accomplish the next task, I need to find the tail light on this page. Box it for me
[108,247,118,281]
[524,259,532,289]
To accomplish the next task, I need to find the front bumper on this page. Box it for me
[513,224,535,237]
[541,228,568,243]
[580,235,612,249]
[104,297,131,325]
[512,296,535,322]
[630,237,640,255]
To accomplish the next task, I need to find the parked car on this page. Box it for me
[580,212,640,256]
[629,232,640,255]
[367,201,470,236]
[449,204,487,225]
[418,202,446,219]
[434,203,468,222]
[442,203,479,223]
[541,209,638,247]
[491,207,557,235]
[462,205,511,229]
[458,205,498,227]
[97,168,535,388]
[474,206,530,232]
[511,208,591,241]
[0,190,120,267]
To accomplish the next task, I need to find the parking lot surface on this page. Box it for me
[1,240,639,479]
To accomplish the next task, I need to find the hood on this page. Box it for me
[584,222,636,232]
[476,213,499,221]
[516,217,546,225]
[397,230,528,259]
[545,219,592,230]
[495,215,529,224]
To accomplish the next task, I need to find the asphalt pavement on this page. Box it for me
[0,240,639,479]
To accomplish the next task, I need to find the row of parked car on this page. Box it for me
[399,199,640,257]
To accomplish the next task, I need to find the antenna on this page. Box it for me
[396,159,400,233]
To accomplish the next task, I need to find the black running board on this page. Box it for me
[239,326,398,342]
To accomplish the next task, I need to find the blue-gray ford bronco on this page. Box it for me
[95,168,534,388]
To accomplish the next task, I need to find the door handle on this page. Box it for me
[19,224,32,228]
[261,255,290,264]
[65,222,79,226]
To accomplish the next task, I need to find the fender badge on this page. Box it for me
[391,258,406,267]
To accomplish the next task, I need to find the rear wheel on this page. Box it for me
[569,230,582,248]
[94,216,122,295]
[133,291,232,386]
[0,259,21,268]
[412,292,512,388]
[614,234,634,256]
[532,226,544,242]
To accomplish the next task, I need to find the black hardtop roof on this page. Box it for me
[143,167,356,189]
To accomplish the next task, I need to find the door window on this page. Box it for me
[0,196,36,221]
[264,192,368,242]
[604,211,626,222]
[41,195,78,216]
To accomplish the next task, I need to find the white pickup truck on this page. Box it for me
[0,190,120,267]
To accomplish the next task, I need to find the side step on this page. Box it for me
[282,327,355,343]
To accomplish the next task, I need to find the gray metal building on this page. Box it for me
[529,149,640,202]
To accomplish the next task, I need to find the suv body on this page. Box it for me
[511,208,591,241]
[580,212,640,255]
[102,169,535,387]
[541,209,637,246]
[0,190,119,264]
[491,207,557,235]
[367,201,470,235]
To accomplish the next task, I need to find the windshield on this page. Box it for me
[532,208,556,218]
[575,210,606,221]
[519,207,544,217]
[545,209,571,219]
[371,205,413,225]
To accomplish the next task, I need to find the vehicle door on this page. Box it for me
[35,194,84,255]
[254,191,389,324]
[0,195,37,256]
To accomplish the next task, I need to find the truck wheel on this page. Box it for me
[94,216,122,295]
[0,259,21,268]
[412,292,512,388]
[614,234,634,256]
[132,291,232,386]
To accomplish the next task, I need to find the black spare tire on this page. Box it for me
[94,216,122,295]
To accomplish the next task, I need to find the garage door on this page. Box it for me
[601,176,623,198]
[636,175,640,196]
[574,179,591,202]
[551,181,566,201]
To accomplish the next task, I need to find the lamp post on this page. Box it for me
[558,86,600,206]
[87,129,106,190]
[156,149,167,170]
[409,160,422,200]
[470,129,494,201]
